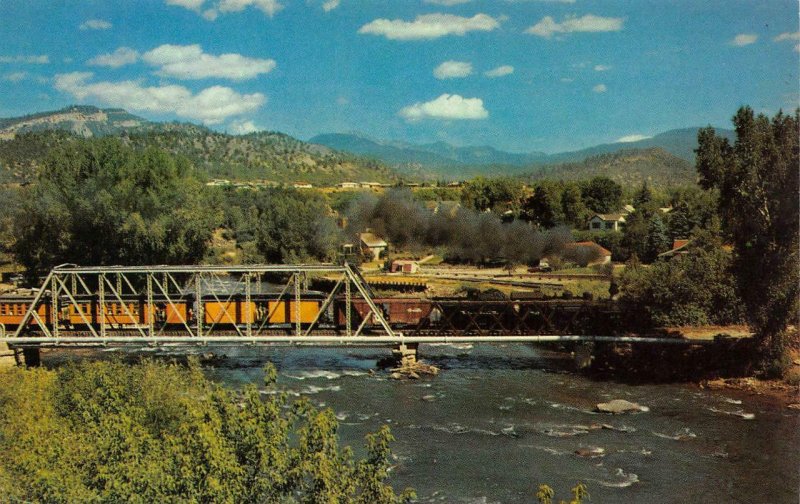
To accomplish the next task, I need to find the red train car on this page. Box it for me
[336,297,432,328]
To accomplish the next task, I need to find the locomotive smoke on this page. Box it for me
[347,189,574,264]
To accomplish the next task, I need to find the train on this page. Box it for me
[0,289,617,337]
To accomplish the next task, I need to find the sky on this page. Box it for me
[0,0,797,153]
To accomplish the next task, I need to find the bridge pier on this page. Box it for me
[392,343,418,367]
[573,342,595,369]
[22,348,41,367]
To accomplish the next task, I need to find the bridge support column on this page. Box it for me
[22,348,41,367]
[574,342,594,370]
[393,343,418,368]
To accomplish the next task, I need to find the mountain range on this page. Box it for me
[310,127,735,173]
[0,105,735,187]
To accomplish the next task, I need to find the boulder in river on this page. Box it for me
[595,399,649,414]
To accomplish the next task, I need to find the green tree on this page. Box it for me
[13,139,218,282]
[523,181,564,228]
[581,176,623,214]
[560,182,589,228]
[644,214,671,262]
[696,107,799,369]
[460,176,525,212]
[633,181,653,208]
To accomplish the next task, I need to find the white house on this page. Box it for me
[587,213,627,232]
[359,231,388,261]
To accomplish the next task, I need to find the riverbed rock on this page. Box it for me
[595,399,648,414]
[575,447,605,458]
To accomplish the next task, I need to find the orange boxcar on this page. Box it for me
[165,302,190,325]
[204,300,257,325]
[267,300,320,324]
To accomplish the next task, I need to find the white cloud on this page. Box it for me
[322,0,340,11]
[54,72,265,124]
[88,47,140,68]
[399,94,488,121]
[166,0,283,19]
[796,44,800,53]
[79,19,112,30]
[616,134,651,143]
[434,60,473,79]
[424,0,472,5]
[0,55,49,64]
[166,0,206,8]
[774,32,800,42]
[506,0,575,3]
[229,119,261,134]
[142,44,276,80]
[526,14,624,38]
[336,96,349,105]
[592,83,607,93]
[730,33,757,46]
[3,71,28,82]
[593,64,611,71]
[359,13,500,41]
[484,65,514,78]
[560,77,574,83]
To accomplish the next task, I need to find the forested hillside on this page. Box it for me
[525,148,695,188]
[0,107,397,185]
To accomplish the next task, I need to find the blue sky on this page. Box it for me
[0,0,797,153]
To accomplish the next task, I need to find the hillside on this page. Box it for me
[0,107,397,185]
[546,127,737,165]
[526,147,696,187]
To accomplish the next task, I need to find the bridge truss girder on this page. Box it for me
[12,263,399,343]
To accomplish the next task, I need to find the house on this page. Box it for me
[338,182,359,189]
[359,231,388,261]
[657,239,691,259]
[390,259,419,274]
[293,182,313,189]
[565,241,612,265]
[587,213,627,232]
[205,179,231,187]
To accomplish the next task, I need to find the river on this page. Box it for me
[47,343,799,503]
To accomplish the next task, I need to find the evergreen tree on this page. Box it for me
[644,214,671,262]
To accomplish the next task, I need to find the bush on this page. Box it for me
[0,360,414,503]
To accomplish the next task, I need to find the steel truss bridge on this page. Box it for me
[1,263,706,348]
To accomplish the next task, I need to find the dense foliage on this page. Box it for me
[0,360,414,503]
[12,138,218,282]
[220,187,341,264]
[619,231,745,327]
[696,107,799,366]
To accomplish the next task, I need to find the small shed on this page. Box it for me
[390,260,420,274]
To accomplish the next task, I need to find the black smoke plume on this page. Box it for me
[347,189,572,264]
